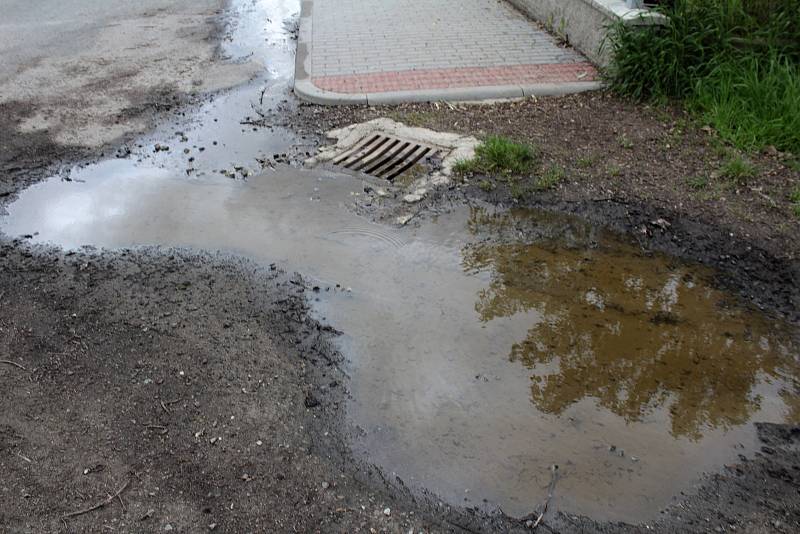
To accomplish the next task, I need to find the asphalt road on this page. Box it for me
[0,0,259,147]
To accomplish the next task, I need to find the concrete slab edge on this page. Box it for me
[293,0,604,106]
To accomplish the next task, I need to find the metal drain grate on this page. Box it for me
[331,134,440,181]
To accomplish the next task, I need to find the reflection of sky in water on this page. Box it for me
[462,209,799,440]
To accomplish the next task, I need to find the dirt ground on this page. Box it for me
[0,242,519,533]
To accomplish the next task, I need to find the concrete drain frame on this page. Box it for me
[307,118,479,186]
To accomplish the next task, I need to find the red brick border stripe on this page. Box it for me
[312,62,598,94]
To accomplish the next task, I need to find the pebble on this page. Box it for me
[383,507,391,516]
[164,525,173,531]
[322,481,330,489]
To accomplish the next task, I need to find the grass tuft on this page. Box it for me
[719,156,757,184]
[536,164,566,190]
[454,136,538,177]
[790,187,800,218]
[686,175,709,190]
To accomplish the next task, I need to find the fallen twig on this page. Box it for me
[1,360,27,371]
[160,398,183,413]
[62,479,130,520]
[144,423,168,435]
[532,465,559,529]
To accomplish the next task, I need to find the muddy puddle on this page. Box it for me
[3,164,799,521]
[2,0,799,525]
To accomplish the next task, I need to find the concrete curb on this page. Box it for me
[293,0,604,106]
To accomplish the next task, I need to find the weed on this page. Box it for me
[453,136,538,177]
[617,135,634,149]
[536,164,566,190]
[686,175,709,190]
[401,111,432,128]
[608,164,622,178]
[577,155,594,169]
[510,181,528,200]
[478,179,494,192]
[452,159,475,175]
[607,0,800,153]
[719,156,757,184]
[790,187,800,217]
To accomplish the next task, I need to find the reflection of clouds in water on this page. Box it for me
[462,214,799,440]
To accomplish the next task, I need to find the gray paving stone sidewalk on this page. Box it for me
[294,0,601,104]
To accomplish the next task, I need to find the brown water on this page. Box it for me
[3,166,797,521]
[1,0,798,523]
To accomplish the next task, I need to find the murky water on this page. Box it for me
[2,0,799,524]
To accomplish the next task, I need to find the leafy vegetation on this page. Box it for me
[719,155,757,184]
[535,164,566,190]
[685,175,709,190]
[453,136,538,176]
[791,187,800,217]
[607,0,800,153]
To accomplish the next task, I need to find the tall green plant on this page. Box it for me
[607,0,800,152]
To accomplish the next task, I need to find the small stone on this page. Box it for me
[383,507,391,516]
[403,193,423,204]
[256,440,263,446]
[209,524,217,531]
[322,481,330,489]
[164,525,174,532]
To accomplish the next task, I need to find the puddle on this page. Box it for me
[3,166,798,521]
[2,0,799,525]
[94,0,305,181]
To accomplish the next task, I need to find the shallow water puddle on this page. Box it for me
[3,167,798,521]
[2,0,799,524]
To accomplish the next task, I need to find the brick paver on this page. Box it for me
[298,0,600,102]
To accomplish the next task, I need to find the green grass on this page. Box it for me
[577,155,594,169]
[617,135,634,149]
[535,164,566,190]
[607,0,800,153]
[454,136,538,177]
[790,188,800,218]
[719,155,757,184]
[686,175,709,190]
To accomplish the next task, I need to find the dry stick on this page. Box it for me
[0,360,27,371]
[62,479,130,521]
[532,465,559,530]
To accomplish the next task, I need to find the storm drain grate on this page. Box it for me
[331,134,440,181]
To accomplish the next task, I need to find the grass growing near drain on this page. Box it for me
[719,156,757,184]
[607,0,800,153]
[535,164,566,190]
[791,188,800,217]
[686,175,709,190]
[454,136,538,177]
